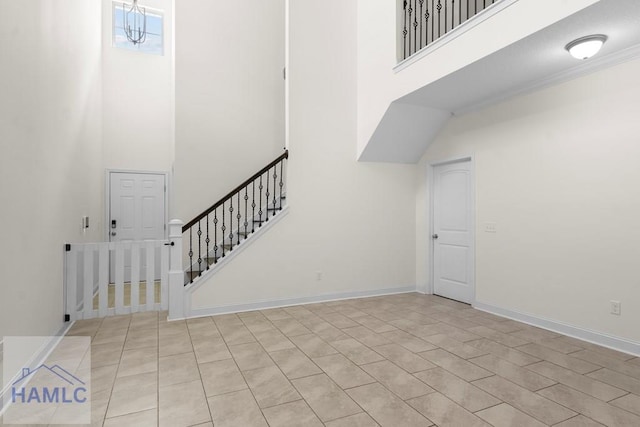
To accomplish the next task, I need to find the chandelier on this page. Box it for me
[123,0,147,45]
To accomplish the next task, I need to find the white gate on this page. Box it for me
[64,240,169,320]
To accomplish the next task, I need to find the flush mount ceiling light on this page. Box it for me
[565,35,607,60]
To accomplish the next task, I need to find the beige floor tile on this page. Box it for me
[415,368,500,412]
[324,412,380,427]
[372,344,435,373]
[572,350,640,379]
[123,328,158,350]
[313,353,376,389]
[422,334,489,359]
[291,374,361,422]
[379,330,437,353]
[208,389,268,427]
[100,315,132,331]
[253,329,296,352]
[217,323,257,346]
[469,354,556,391]
[527,361,627,401]
[103,408,157,427]
[91,364,119,395]
[348,382,432,427]
[261,399,324,427]
[330,338,384,365]
[304,321,350,342]
[517,343,601,374]
[290,333,338,358]
[159,351,200,387]
[407,392,489,427]
[242,365,301,408]
[538,384,640,426]
[116,346,158,377]
[321,313,360,329]
[158,319,188,336]
[536,337,585,354]
[270,347,322,379]
[342,326,392,347]
[509,326,561,343]
[129,313,159,331]
[272,318,312,337]
[588,368,640,395]
[192,336,232,364]
[158,379,211,427]
[610,393,640,416]
[93,329,128,346]
[467,326,529,347]
[199,358,247,396]
[106,371,157,418]
[159,332,193,357]
[418,349,492,382]
[228,342,274,371]
[475,403,546,427]
[473,375,576,425]
[353,315,397,333]
[466,338,541,366]
[554,415,605,426]
[360,360,433,400]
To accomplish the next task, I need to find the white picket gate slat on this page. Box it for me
[64,239,170,320]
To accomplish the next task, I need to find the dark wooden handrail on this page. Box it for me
[182,150,289,232]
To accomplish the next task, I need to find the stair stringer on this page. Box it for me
[182,205,290,305]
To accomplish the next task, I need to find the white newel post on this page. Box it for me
[168,219,185,320]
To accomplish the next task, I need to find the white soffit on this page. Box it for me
[361,0,640,163]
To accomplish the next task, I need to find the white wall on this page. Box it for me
[417,58,640,343]
[189,0,418,311]
[101,0,174,174]
[0,0,103,338]
[174,0,286,223]
[357,0,598,158]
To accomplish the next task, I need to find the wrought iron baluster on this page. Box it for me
[403,1,408,59]
[408,1,413,55]
[213,209,218,263]
[437,0,442,39]
[258,175,263,227]
[419,0,424,50]
[265,170,270,223]
[413,0,418,54]
[237,192,241,245]
[444,0,447,34]
[244,186,249,239]
[221,201,226,257]
[272,167,277,216]
[431,0,435,43]
[252,181,256,232]
[279,160,284,210]
[229,196,234,250]
[197,221,202,276]
[205,214,210,270]
[188,229,193,283]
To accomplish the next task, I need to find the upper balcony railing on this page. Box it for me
[399,0,500,61]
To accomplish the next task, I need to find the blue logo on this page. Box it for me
[11,365,87,404]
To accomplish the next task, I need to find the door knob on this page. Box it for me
[432,234,439,239]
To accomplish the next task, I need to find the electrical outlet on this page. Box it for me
[484,222,497,233]
[610,300,621,315]
[316,271,323,281]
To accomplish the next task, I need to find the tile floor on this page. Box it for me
[14,293,640,426]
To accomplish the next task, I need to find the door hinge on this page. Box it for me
[64,314,70,322]
[65,244,71,252]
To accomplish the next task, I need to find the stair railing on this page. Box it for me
[399,0,499,61]
[181,149,289,285]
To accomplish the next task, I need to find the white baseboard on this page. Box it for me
[187,286,417,319]
[474,301,640,357]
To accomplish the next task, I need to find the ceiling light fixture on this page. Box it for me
[565,35,607,60]
[123,0,147,45]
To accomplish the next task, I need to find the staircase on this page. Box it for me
[182,150,289,285]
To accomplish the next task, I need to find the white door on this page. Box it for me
[432,160,474,304]
[109,172,166,281]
